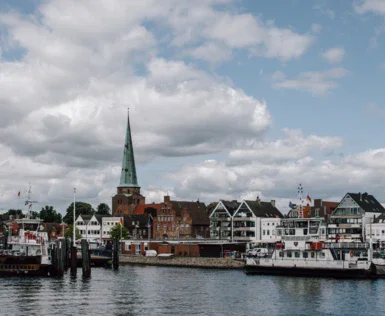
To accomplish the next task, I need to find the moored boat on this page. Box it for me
[245,218,377,278]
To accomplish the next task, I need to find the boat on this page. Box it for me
[0,186,54,277]
[245,218,377,278]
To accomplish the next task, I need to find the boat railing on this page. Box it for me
[323,242,368,249]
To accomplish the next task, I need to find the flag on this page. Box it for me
[119,218,123,226]
[306,195,312,203]
[17,191,20,197]
[289,201,296,209]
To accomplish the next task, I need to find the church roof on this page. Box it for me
[118,110,139,188]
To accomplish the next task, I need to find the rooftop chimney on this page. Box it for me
[256,196,261,203]
[271,200,276,207]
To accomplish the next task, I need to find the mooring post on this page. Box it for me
[58,239,64,276]
[71,246,77,276]
[81,239,91,278]
[113,239,119,270]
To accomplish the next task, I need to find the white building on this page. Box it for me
[75,214,104,242]
[102,216,123,240]
[209,200,240,240]
[232,198,283,248]
[328,192,385,242]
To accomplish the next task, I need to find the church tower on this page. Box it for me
[112,110,145,215]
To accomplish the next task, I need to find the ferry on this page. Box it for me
[0,187,54,277]
[245,218,377,278]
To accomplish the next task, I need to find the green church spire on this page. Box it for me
[119,109,139,188]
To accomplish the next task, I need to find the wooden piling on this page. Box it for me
[58,239,65,276]
[71,246,77,276]
[81,239,91,278]
[112,239,119,270]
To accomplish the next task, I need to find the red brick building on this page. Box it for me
[152,195,209,239]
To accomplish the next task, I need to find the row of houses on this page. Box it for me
[209,192,385,248]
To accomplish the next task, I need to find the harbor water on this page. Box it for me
[1,266,384,316]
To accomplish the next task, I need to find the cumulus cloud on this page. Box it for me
[321,47,345,64]
[0,0,275,212]
[272,68,349,95]
[354,0,385,15]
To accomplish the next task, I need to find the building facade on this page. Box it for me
[328,192,385,242]
[209,200,240,240]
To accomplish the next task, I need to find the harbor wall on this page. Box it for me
[119,255,245,269]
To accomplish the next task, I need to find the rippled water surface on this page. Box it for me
[1,266,385,315]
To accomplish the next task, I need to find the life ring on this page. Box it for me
[350,251,354,257]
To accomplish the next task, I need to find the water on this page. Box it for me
[1,266,384,316]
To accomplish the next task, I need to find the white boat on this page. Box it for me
[1,186,53,276]
[245,218,376,278]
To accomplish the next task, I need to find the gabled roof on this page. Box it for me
[219,200,241,216]
[243,200,283,218]
[348,193,385,213]
[121,214,149,229]
[170,201,209,225]
[79,214,93,223]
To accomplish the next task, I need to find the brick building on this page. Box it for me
[152,195,209,239]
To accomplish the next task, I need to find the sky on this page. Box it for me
[1,0,385,215]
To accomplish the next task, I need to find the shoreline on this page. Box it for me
[119,255,245,269]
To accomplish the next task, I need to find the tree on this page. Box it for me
[63,202,95,224]
[30,211,39,219]
[39,205,62,223]
[206,202,218,215]
[96,203,111,215]
[64,224,82,240]
[6,209,24,219]
[109,224,128,240]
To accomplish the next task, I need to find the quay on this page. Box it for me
[119,255,244,269]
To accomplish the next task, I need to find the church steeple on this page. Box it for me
[118,109,139,188]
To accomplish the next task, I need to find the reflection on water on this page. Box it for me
[0,266,384,316]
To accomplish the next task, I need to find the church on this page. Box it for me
[112,110,210,239]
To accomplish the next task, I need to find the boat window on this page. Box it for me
[295,252,300,258]
[303,252,308,258]
[279,252,284,257]
[311,252,315,258]
[287,251,292,258]
[320,252,325,258]
[303,229,308,235]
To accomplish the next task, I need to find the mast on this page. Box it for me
[297,183,304,218]
[25,183,38,220]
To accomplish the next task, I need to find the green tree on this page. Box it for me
[64,224,82,240]
[29,211,39,219]
[63,202,95,224]
[206,202,218,215]
[109,224,128,240]
[96,203,111,215]
[39,205,62,223]
[6,209,24,219]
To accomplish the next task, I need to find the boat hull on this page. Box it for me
[244,264,377,279]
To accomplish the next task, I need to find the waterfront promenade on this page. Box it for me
[120,255,244,269]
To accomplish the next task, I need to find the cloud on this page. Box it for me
[321,47,345,64]
[313,4,336,19]
[166,135,385,213]
[365,103,385,119]
[272,67,349,95]
[0,0,275,212]
[354,0,385,15]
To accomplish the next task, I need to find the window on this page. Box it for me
[279,252,284,257]
[320,252,325,259]
[125,244,131,251]
[303,252,308,258]
[263,230,266,235]
[311,252,315,258]
[266,230,270,235]
[287,252,292,258]
[294,252,300,258]
[186,224,190,228]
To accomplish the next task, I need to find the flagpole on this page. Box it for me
[120,217,122,254]
[73,188,76,247]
